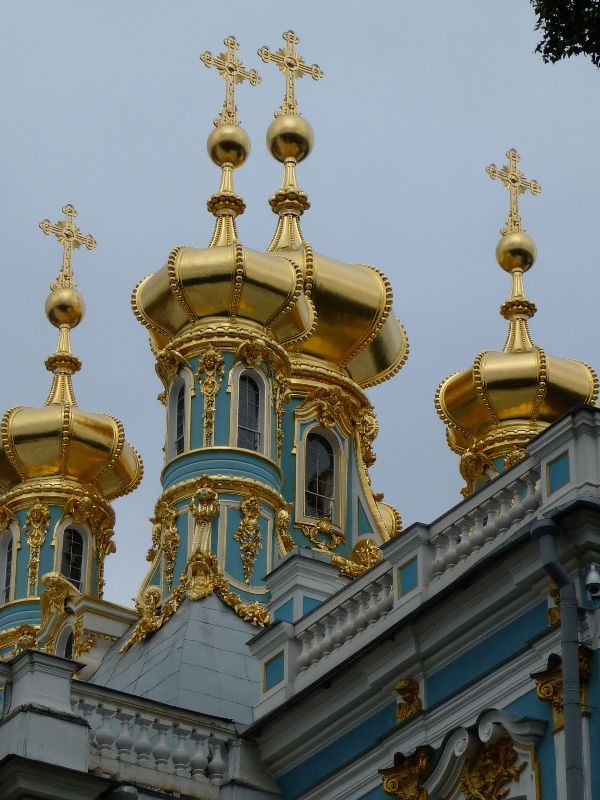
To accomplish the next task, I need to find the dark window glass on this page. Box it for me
[64,631,73,660]
[238,373,261,451]
[3,537,12,603]
[305,433,335,519]
[61,528,84,591]
[175,383,185,455]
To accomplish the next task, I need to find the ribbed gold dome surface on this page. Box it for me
[436,152,598,497]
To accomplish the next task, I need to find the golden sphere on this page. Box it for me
[45,288,85,328]
[267,114,314,163]
[207,124,250,168]
[495,231,537,272]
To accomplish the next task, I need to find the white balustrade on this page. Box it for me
[70,686,234,797]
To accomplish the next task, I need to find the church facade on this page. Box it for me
[0,31,598,800]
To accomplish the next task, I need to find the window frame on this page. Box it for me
[228,364,270,458]
[166,368,194,461]
[295,424,345,532]
[53,519,90,595]
[0,524,18,604]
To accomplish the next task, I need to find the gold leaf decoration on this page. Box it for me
[233,494,262,583]
[380,747,431,800]
[24,501,51,595]
[395,677,422,724]
[196,345,225,445]
[459,737,525,800]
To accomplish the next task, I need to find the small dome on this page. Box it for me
[0,404,142,500]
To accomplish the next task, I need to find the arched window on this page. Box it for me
[237,372,261,451]
[61,528,84,591]
[2,536,13,603]
[305,432,335,519]
[175,382,186,455]
[63,631,74,660]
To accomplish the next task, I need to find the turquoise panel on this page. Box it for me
[358,499,373,537]
[302,596,321,615]
[172,504,190,587]
[548,452,570,494]
[225,503,269,588]
[215,352,235,447]
[39,506,62,579]
[505,689,556,800]
[281,397,301,507]
[492,456,505,473]
[162,447,281,492]
[277,701,396,798]
[264,652,285,690]
[398,558,418,596]
[274,598,294,623]
[0,600,40,631]
[426,602,547,706]
[358,788,388,800]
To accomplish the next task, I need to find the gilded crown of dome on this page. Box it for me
[436,151,597,498]
[132,33,408,388]
[0,205,143,506]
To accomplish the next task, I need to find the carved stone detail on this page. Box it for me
[395,677,422,724]
[233,494,262,583]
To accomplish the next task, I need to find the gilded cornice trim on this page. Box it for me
[265,254,303,333]
[160,473,287,512]
[1,408,27,479]
[94,416,124,484]
[131,274,172,338]
[574,358,599,405]
[357,319,410,389]
[531,346,548,425]
[472,352,499,425]
[229,241,246,319]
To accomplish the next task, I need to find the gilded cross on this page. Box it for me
[200,35,261,127]
[258,30,323,117]
[39,204,96,290]
[486,149,542,235]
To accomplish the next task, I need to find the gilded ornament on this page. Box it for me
[40,572,78,627]
[273,373,291,463]
[233,494,262,583]
[72,613,96,660]
[155,350,183,404]
[459,737,525,800]
[380,747,431,800]
[394,677,422,724]
[356,406,378,469]
[258,30,323,118]
[12,624,39,656]
[238,338,269,371]
[486,148,541,236]
[299,519,345,552]
[503,446,527,470]
[188,549,221,601]
[351,538,382,570]
[24,500,51,595]
[275,505,295,553]
[305,385,357,435]
[149,501,180,593]
[64,493,115,598]
[120,587,164,654]
[532,647,591,731]
[189,477,221,526]
[200,35,261,128]
[196,345,225,445]
[0,503,15,533]
[39,204,96,291]
[547,584,560,626]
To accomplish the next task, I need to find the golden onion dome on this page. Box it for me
[261,110,408,388]
[436,151,597,497]
[0,205,143,504]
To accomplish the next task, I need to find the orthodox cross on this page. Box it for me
[258,30,323,116]
[39,204,96,290]
[200,35,261,126]
[486,148,541,235]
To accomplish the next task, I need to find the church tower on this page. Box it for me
[0,205,143,659]
[436,150,597,497]
[127,32,409,647]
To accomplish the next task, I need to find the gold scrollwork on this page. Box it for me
[72,613,96,660]
[459,737,525,800]
[155,349,183,405]
[298,519,346,551]
[40,571,78,627]
[356,406,378,469]
[24,500,51,595]
[380,747,431,800]
[148,501,180,593]
[233,494,262,583]
[275,504,295,553]
[12,624,39,656]
[273,373,291,463]
[120,586,164,654]
[305,385,357,435]
[532,647,591,731]
[189,477,221,527]
[196,345,225,445]
[394,677,422,724]
[0,503,15,533]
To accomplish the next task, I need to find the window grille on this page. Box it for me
[238,373,261,451]
[61,528,84,591]
[305,433,335,519]
[2,536,12,603]
[175,383,185,455]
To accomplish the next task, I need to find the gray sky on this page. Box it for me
[1,1,599,607]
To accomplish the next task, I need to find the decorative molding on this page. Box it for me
[64,493,115,598]
[395,677,422,724]
[302,386,358,436]
[275,505,295,553]
[0,503,15,533]
[459,736,525,800]
[356,406,378,469]
[72,612,96,660]
[12,624,39,656]
[196,344,225,445]
[233,494,262,583]
[531,646,592,731]
[273,372,291,463]
[148,500,180,593]
[24,500,51,595]
[380,747,431,800]
[298,519,345,552]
